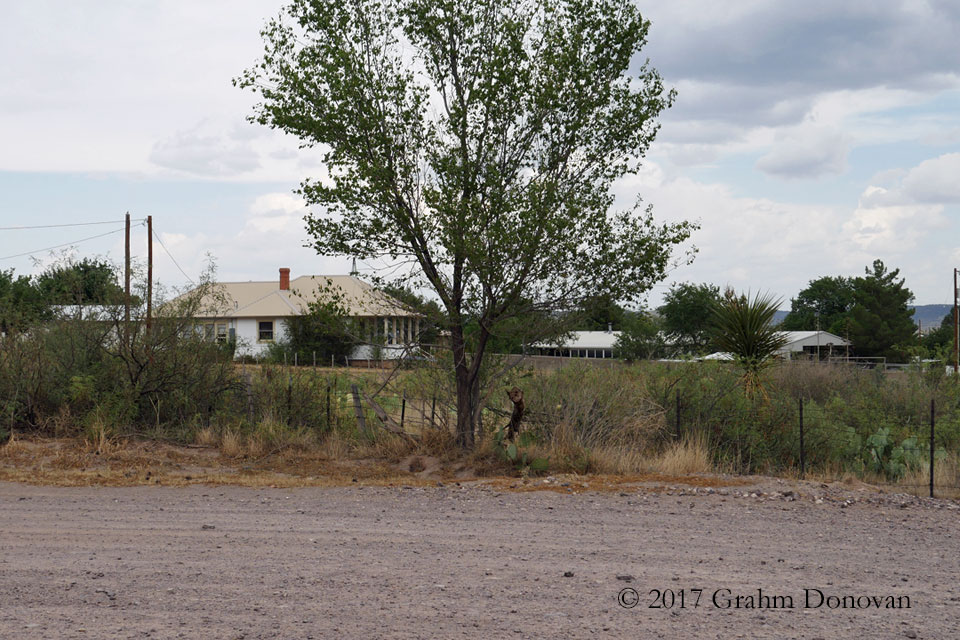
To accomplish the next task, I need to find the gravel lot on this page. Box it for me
[1,479,958,639]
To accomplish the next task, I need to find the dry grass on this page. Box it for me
[0,436,439,488]
[891,453,960,499]
[648,433,714,475]
[195,426,219,447]
[221,430,244,457]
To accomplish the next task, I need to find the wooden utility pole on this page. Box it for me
[146,215,153,335]
[124,212,131,347]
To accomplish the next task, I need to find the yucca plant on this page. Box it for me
[712,290,787,395]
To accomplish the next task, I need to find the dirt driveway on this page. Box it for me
[1,479,958,639]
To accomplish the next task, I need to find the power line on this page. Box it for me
[0,219,145,231]
[0,227,126,261]
[152,228,195,285]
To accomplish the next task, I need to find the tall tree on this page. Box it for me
[780,276,855,334]
[34,258,125,306]
[239,0,694,447]
[614,310,664,361]
[573,294,627,331]
[658,282,721,355]
[0,269,47,334]
[921,313,955,353]
[848,260,917,361]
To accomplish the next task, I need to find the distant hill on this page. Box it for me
[910,304,953,329]
[773,310,789,325]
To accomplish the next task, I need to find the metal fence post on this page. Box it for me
[326,385,331,429]
[799,397,805,480]
[930,397,935,499]
[400,393,406,431]
[675,392,681,440]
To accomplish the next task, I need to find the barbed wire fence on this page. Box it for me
[672,388,959,499]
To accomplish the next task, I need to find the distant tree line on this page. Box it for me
[609,259,941,364]
[0,258,126,335]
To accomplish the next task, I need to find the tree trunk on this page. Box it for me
[454,366,476,448]
[451,323,476,449]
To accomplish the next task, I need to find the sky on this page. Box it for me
[1,0,959,308]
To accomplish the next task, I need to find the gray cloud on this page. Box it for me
[639,0,960,149]
[150,126,261,177]
[755,126,849,179]
[643,1,960,93]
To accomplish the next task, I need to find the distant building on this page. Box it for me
[531,329,620,359]
[701,330,851,362]
[776,330,850,359]
[185,268,420,360]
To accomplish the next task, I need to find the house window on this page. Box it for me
[258,320,274,342]
[203,322,228,343]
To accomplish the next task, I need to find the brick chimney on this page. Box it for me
[279,267,291,290]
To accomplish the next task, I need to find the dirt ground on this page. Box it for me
[2,477,958,640]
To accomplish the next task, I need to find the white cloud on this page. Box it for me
[755,125,850,179]
[858,153,960,208]
[843,200,946,254]
[901,152,960,203]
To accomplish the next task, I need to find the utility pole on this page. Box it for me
[124,212,131,348]
[146,215,153,335]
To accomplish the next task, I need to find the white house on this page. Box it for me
[776,330,850,359]
[532,329,620,358]
[188,268,421,360]
[701,330,851,362]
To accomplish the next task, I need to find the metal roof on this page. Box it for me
[534,330,620,350]
[191,275,418,319]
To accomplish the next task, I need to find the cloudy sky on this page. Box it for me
[1,0,958,307]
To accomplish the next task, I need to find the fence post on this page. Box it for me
[430,395,437,428]
[351,384,367,435]
[400,393,406,431]
[286,370,293,426]
[675,391,681,440]
[799,397,805,480]
[930,397,935,499]
[326,385,331,429]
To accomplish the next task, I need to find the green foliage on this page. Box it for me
[711,291,788,384]
[659,282,722,355]
[573,294,628,331]
[0,258,128,336]
[860,428,945,480]
[513,360,960,481]
[0,268,48,334]
[237,0,694,447]
[781,276,855,333]
[922,313,956,356]
[493,424,549,475]
[0,266,240,436]
[35,258,126,306]
[614,311,665,361]
[847,260,917,361]
[281,299,357,366]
